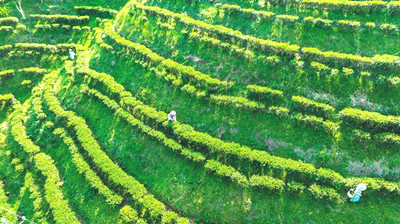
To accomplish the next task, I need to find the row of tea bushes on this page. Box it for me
[216,3,399,33]
[30,14,89,25]
[130,1,400,71]
[75,6,118,18]
[42,72,190,223]
[9,102,80,224]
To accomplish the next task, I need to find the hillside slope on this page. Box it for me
[0,0,400,223]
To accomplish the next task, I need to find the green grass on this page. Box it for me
[100,7,400,181]
[146,0,400,57]
[0,55,63,103]
[147,0,400,24]
[1,0,400,223]
[25,110,121,223]
[90,38,400,180]
[114,7,400,115]
[1,0,129,16]
[56,64,400,223]
[0,129,52,223]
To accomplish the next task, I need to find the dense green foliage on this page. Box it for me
[0,0,400,223]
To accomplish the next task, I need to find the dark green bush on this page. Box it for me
[0,26,13,33]
[249,175,285,192]
[104,23,231,90]
[80,64,400,197]
[43,74,187,223]
[17,67,47,75]
[291,95,335,118]
[15,43,57,53]
[0,45,12,56]
[0,17,18,26]
[210,94,265,110]
[308,184,341,203]
[247,84,285,105]
[340,108,400,134]
[374,132,400,149]
[30,14,89,25]
[75,6,118,18]
[0,70,15,78]
[9,104,80,223]
[301,0,400,16]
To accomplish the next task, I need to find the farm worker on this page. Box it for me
[168,110,177,121]
[19,216,26,224]
[69,49,76,60]
[347,183,367,203]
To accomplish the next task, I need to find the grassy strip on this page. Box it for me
[77,64,400,197]
[216,3,399,33]
[9,101,80,224]
[187,31,281,64]
[0,138,49,224]
[80,73,343,202]
[110,15,400,132]
[0,180,18,223]
[75,67,335,189]
[103,24,231,90]
[300,0,400,15]
[53,127,123,205]
[130,0,400,71]
[81,84,256,188]
[101,27,337,132]
[42,71,190,223]
[21,172,50,223]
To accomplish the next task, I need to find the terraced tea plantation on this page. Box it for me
[1,0,400,223]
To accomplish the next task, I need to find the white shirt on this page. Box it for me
[69,51,76,60]
[168,114,176,121]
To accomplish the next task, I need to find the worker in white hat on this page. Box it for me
[168,110,177,122]
[347,183,367,203]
